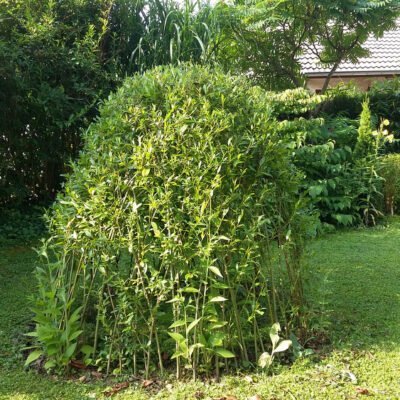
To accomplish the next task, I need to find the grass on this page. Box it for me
[1,219,400,399]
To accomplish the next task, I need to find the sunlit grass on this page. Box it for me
[1,219,400,399]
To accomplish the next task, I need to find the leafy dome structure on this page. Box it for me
[35,65,312,376]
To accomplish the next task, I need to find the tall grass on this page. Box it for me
[107,0,222,75]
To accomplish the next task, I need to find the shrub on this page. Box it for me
[322,84,363,119]
[267,88,325,120]
[0,0,117,206]
[287,110,387,228]
[321,79,400,153]
[30,65,316,377]
[292,116,361,227]
[369,78,400,152]
[379,154,400,215]
[353,99,375,160]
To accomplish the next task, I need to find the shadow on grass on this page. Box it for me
[0,245,106,399]
[306,220,400,351]
[0,369,102,400]
[1,221,400,398]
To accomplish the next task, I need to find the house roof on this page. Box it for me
[299,26,400,77]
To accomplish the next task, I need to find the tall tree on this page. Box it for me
[217,0,313,89]
[309,0,400,93]
[220,0,400,92]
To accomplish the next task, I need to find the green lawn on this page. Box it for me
[1,220,400,399]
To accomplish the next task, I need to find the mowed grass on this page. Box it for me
[1,219,400,399]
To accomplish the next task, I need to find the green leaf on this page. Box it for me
[270,322,280,348]
[168,332,185,343]
[178,340,188,354]
[309,185,324,199]
[166,296,184,303]
[218,235,230,241]
[304,349,314,356]
[169,320,186,329]
[189,343,204,357]
[211,282,230,289]
[209,321,228,330]
[186,318,201,334]
[44,360,56,370]
[80,345,94,356]
[209,266,223,278]
[68,306,82,325]
[68,330,83,341]
[64,343,77,360]
[25,331,38,337]
[47,345,59,356]
[272,340,292,354]
[171,351,186,360]
[258,352,272,368]
[142,168,150,177]
[151,222,161,237]
[25,350,43,366]
[210,296,228,302]
[209,332,226,347]
[183,287,200,293]
[215,348,235,358]
[198,333,208,347]
[332,213,354,226]
[327,179,336,189]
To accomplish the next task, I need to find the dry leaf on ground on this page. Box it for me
[142,379,154,388]
[355,387,371,396]
[69,360,86,369]
[90,371,102,380]
[104,381,129,397]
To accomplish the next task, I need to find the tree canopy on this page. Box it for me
[220,0,400,91]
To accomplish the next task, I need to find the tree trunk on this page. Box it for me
[311,61,341,117]
[320,61,340,95]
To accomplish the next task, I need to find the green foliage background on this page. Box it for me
[0,0,220,206]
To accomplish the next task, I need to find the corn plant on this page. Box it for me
[114,0,222,74]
